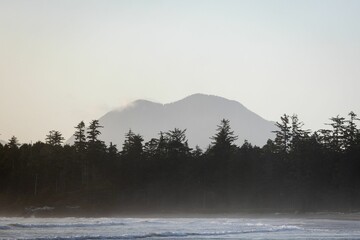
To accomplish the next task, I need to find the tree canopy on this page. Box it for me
[1,113,360,215]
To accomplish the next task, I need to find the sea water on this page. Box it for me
[1,215,360,239]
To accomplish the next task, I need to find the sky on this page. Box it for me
[1,0,360,144]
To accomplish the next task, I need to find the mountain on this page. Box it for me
[67,94,276,149]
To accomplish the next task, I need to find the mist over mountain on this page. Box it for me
[68,94,275,149]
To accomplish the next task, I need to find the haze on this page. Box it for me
[1,0,360,143]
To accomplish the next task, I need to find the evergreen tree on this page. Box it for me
[86,119,106,154]
[119,130,144,193]
[7,136,20,149]
[210,119,238,156]
[326,115,346,151]
[273,114,291,153]
[165,128,191,158]
[83,120,106,186]
[291,115,309,140]
[157,132,168,158]
[45,130,64,146]
[317,129,332,149]
[209,119,238,205]
[74,121,86,151]
[344,111,359,150]
[144,138,159,158]
[121,130,144,158]
[107,142,118,156]
[86,120,103,145]
[290,114,310,150]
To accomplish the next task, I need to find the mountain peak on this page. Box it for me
[183,93,213,99]
[179,93,230,102]
[133,99,159,105]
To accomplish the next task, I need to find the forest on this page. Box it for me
[0,112,360,216]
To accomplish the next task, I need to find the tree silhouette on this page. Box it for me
[86,120,103,145]
[144,138,159,158]
[273,114,291,154]
[344,111,359,150]
[121,130,144,158]
[165,128,191,159]
[291,114,310,142]
[7,136,20,149]
[210,119,238,156]
[45,130,64,146]
[74,121,86,151]
[1,112,360,215]
[326,115,346,151]
[208,119,238,205]
[107,142,118,156]
[317,129,332,149]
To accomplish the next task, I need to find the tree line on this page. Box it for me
[0,112,360,214]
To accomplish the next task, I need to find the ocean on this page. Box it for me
[1,215,360,239]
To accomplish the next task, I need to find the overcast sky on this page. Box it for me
[1,0,360,144]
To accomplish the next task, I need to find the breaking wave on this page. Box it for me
[8,221,126,229]
[15,225,302,239]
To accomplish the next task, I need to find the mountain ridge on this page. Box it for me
[67,94,275,149]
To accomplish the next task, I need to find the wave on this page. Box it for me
[17,225,302,239]
[8,221,126,229]
[0,225,11,230]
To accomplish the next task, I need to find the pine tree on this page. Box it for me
[121,130,144,158]
[208,119,238,205]
[210,119,238,155]
[144,138,159,158]
[273,114,291,153]
[327,115,346,151]
[74,121,86,151]
[165,128,191,158]
[86,120,103,145]
[7,136,20,149]
[107,142,118,160]
[344,111,359,150]
[317,129,332,149]
[45,130,64,146]
[157,132,168,158]
[290,114,310,149]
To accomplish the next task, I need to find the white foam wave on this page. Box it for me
[16,226,302,240]
[8,221,125,229]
